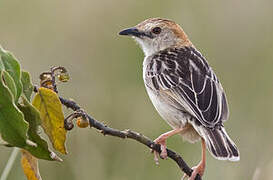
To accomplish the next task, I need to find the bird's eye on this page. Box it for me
[152,27,161,34]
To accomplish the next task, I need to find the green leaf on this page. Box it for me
[0,55,4,69]
[0,71,28,147]
[0,46,61,161]
[18,97,61,161]
[2,70,17,100]
[21,71,34,101]
[0,47,23,103]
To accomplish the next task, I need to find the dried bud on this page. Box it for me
[58,72,70,82]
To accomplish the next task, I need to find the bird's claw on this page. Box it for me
[181,164,204,180]
[181,173,187,180]
[150,140,168,165]
[159,147,168,159]
[153,151,160,165]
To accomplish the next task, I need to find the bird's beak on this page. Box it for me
[119,27,141,37]
[119,27,151,38]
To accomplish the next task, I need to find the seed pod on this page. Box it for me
[76,117,89,128]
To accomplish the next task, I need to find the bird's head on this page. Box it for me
[119,18,192,56]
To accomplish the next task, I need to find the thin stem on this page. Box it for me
[60,97,202,180]
[0,148,20,180]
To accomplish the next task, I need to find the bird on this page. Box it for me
[119,18,239,180]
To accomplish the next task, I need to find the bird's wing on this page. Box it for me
[144,46,229,128]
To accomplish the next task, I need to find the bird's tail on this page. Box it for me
[198,126,240,161]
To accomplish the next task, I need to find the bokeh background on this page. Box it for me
[1,0,273,179]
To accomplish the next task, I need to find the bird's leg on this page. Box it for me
[182,138,206,180]
[153,127,185,163]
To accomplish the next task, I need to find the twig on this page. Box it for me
[59,97,202,180]
[0,148,20,180]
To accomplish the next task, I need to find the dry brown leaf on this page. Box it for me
[21,149,42,180]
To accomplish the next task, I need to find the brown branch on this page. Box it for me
[59,97,202,180]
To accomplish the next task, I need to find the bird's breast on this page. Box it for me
[144,85,200,143]
[142,56,200,143]
[143,58,186,127]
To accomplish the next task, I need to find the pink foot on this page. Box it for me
[182,163,205,180]
[182,139,206,180]
[154,137,168,159]
[151,128,185,164]
[181,157,205,180]
[189,163,205,180]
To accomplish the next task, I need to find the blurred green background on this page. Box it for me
[1,0,273,179]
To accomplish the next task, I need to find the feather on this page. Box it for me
[144,46,229,128]
[195,125,239,161]
[143,46,239,160]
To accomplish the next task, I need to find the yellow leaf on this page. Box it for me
[32,87,67,154]
[21,150,42,180]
